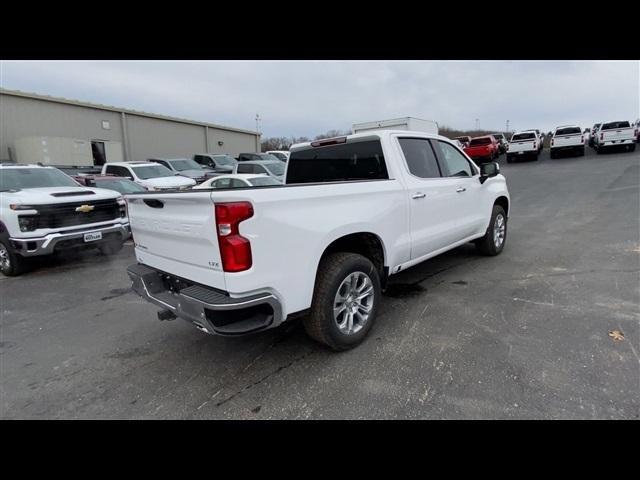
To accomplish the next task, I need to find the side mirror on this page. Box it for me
[480,162,499,184]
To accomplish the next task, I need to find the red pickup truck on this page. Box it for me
[464,136,500,163]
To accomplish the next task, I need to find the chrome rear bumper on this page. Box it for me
[127,263,283,335]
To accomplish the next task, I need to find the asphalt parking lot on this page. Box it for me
[1,146,639,419]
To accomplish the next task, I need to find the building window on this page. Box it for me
[102,120,111,130]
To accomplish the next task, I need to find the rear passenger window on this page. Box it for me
[434,141,474,177]
[286,139,388,184]
[398,138,441,178]
[237,164,253,174]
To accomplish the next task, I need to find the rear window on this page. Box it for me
[511,133,536,141]
[287,139,388,184]
[601,121,630,130]
[492,134,504,140]
[555,127,582,136]
[470,138,491,146]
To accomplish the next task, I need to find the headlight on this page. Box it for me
[10,204,38,211]
[18,215,38,232]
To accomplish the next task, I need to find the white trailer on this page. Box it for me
[352,117,439,135]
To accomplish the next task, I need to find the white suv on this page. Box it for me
[102,162,196,191]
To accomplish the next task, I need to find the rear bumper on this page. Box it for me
[551,145,583,151]
[10,222,129,257]
[598,139,634,147]
[127,263,284,336]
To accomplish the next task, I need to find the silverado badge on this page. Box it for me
[75,204,95,213]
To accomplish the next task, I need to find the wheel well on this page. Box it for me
[320,232,386,275]
[494,196,509,216]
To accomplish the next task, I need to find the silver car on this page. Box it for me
[234,160,285,182]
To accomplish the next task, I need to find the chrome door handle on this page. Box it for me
[412,192,426,199]
[456,187,466,193]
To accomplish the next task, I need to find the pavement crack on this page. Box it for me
[214,351,314,408]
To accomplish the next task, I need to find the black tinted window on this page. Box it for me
[555,127,582,136]
[511,133,536,141]
[601,121,630,130]
[398,138,441,178]
[287,140,388,184]
[237,164,254,174]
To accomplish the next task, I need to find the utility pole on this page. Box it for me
[506,120,509,135]
[475,118,480,131]
[255,113,262,134]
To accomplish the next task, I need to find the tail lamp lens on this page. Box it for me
[214,202,254,272]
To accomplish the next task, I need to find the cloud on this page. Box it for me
[1,60,638,137]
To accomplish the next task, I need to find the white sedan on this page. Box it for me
[193,174,282,189]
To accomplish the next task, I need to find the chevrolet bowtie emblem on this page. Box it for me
[75,204,95,213]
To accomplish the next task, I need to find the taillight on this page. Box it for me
[551,139,554,146]
[214,202,254,272]
[533,142,537,149]
[506,144,509,151]
[580,136,584,143]
[600,132,604,140]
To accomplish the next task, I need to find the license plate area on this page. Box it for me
[84,232,103,242]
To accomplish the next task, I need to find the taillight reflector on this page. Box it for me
[214,202,254,272]
[551,139,554,146]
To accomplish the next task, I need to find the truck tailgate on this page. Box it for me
[509,140,536,153]
[553,134,582,147]
[602,128,634,142]
[126,192,226,290]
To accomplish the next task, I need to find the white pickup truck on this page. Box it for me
[506,131,540,163]
[550,125,585,158]
[125,131,510,350]
[594,121,636,153]
[0,164,129,276]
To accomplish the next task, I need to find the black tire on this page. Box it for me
[506,155,513,164]
[596,146,602,155]
[303,252,381,351]
[475,205,507,256]
[533,152,539,161]
[579,147,585,156]
[98,239,124,256]
[629,144,636,152]
[550,150,556,159]
[0,239,27,277]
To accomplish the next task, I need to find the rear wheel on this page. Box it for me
[550,150,556,159]
[0,240,26,277]
[304,252,381,351]
[475,205,507,256]
[629,144,636,152]
[506,155,513,164]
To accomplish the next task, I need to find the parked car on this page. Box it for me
[594,121,636,153]
[490,133,509,154]
[549,125,585,158]
[125,130,509,350]
[148,158,214,183]
[72,174,148,194]
[464,135,500,163]
[589,123,601,147]
[265,150,290,162]
[194,174,283,189]
[506,131,540,162]
[237,153,282,162]
[632,119,640,143]
[101,162,196,191]
[234,160,285,182]
[454,136,471,148]
[193,153,238,174]
[0,164,129,276]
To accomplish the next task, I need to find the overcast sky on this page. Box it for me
[1,61,638,137]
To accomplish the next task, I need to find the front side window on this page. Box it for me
[213,178,233,188]
[264,162,285,176]
[398,138,441,179]
[434,141,474,177]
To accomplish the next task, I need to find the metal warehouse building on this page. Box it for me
[0,88,261,165]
